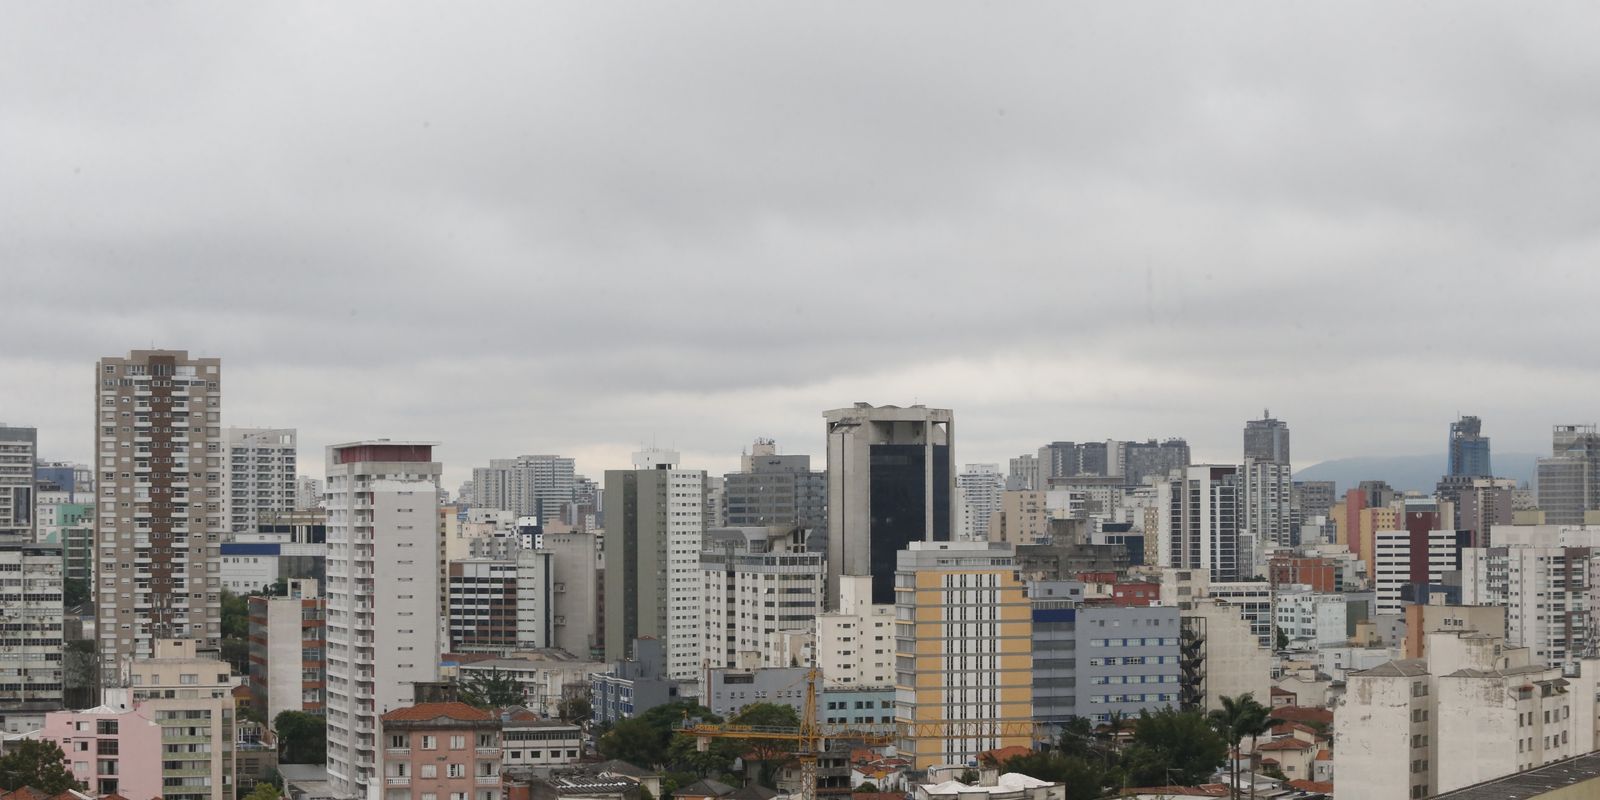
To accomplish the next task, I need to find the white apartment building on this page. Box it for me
[225,428,297,537]
[809,576,895,688]
[1374,528,1464,615]
[1205,581,1275,648]
[699,529,822,670]
[1336,629,1600,800]
[324,441,442,800]
[1160,465,1242,582]
[94,350,224,675]
[1242,457,1293,552]
[471,455,576,524]
[1274,587,1348,648]
[646,449,706,681]
[1461,524,1600,671]
[295,476,324,510]
[956,464,1004,541]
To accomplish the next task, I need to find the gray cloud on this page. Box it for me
[4,1,1599,486]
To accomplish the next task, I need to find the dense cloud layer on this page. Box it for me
[4,2,1599,486]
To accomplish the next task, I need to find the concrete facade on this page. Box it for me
[601,449,705,680]
[705,666,816,718]
[810,575,895,689]
[43,700,164,799]
[324,441,443,799]
[1162,465,1242,582]
[0,425,36,541]
[225,427,297,537]
[1461,525,1600,671]
[0,541,64,730]
[956,464,1004,542]
[126,639,238,800]
[247,578,325,723]
[94,350,224,675]
[537,531,600,659]
[1030,584,1181,727]
[379,702,502,800]
[700,528,822,670]
[893,542,1031,769]
[825,404,956,608]
[471,455,576,525]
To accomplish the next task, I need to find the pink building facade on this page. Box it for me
[41,702,163,799]
[381,702,503,800]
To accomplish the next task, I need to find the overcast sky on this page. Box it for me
[4,2,1599,489]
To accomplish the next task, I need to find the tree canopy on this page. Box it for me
[458,668,526,710]
[275,711,328,765]
[0,740,79,794]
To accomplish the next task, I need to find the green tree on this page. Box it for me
[558,695,593,723]
[0,740,80,793]
[221,637,250,677]
[957,769,979,785]
[244,781,281,800]
[599,717,669,768]
[598,702,725,772]
[729,703,801,787]
[275,711,328,765]
[1055,716,1096,759]
[457,668,526,710]
[1209,694,1273,800]
[855,783,880,793]
[62,577,90,608]
[1121,708,1227,788]
[221,589,250,639]
[999,752,1106,800]
[1274,627,1289,651]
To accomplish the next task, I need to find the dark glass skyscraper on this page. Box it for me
[1448,415,1492,478]
[824,404,955,606]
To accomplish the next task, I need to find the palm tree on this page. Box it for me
[1209,693,1272,800]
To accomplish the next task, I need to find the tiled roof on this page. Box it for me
[381,701,494,722]
[1286,779,1333,793]
[1269,706,1333,725]
[1257,738,1314,751]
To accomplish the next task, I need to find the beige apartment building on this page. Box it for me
[94,350,224,677]
[128,639,238,800]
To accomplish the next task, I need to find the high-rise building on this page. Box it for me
[324,440,443,799]
[1029,583,1182,728]
[0,425,37,540]
[1243,412,1290,465]
[295,476,324,510]
[471,455,576,525]
[1006,453,1039,491]
[1461,524,1600,671]
[1373,513,1467,616]
[247,577,325,724]
[1162,465,1242,582]
[893,542,1031,769]
[809,575,895,689]
[447,558,519,654]
[699,527,822,671]
[1119,439,1191,487]
[530,531,601,658]
[1537,425,1600,525]
[601,449,705,680]
[955,463,1004,541]
[94,350,224,675]
[824,403,955,606]
[1448,415,1493,478]
[225,428,297,537]
[0,541,64,732]
[723,439,826,555]
[1242,458,1293,552]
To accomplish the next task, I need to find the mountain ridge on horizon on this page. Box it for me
[1293,452,1539,494]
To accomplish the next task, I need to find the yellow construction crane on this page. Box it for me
[680,669,1046,800]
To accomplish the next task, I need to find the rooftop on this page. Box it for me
[381,702,494,724]
[1433,752,1600,799]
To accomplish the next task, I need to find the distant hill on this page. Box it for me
[1293,453,1539,494]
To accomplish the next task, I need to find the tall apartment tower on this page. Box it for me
[471,455,576,524]
[93,350,224,675]
[323,441,442,799]
[225,428,297,537]
[893,542,1032,769]
[1536,425,1600,525]
[955,464,1004,541]
[824,404,955,607]
[601,449,706,680]
[723,438,827,544]
[1448,415,1493,478]
[0,425,37,540]
[1162,465,1242,582]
